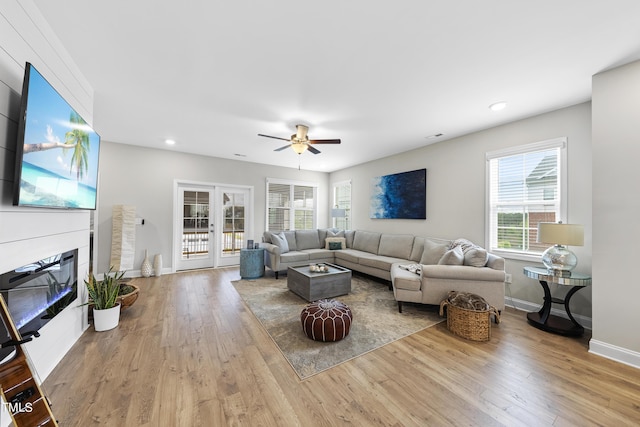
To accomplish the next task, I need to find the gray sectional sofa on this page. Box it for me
[261,229,506,312]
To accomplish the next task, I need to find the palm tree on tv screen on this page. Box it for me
[64,111,90,180]
[22,111,92,181]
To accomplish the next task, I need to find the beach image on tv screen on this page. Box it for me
[18,65,100,209]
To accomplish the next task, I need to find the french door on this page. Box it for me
[216,186,251,267]
[176,186,214,271]
[174,182,252,271]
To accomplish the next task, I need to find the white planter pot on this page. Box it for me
[93,304,121,331]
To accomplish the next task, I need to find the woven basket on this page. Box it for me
[439,300,500,341]
[117,283,140,309]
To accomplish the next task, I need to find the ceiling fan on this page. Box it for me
[258,124,341,154]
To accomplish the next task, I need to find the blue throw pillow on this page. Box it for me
[329,241,342,250]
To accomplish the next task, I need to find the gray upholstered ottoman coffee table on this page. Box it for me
[287,263,352,302]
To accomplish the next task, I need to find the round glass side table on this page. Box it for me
[523,266,591,337]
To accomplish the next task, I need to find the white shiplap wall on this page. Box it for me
[0,0,95,410]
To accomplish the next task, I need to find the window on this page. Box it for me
[267,179,317,232]
[486,137,567,260]
[332,180,351,229]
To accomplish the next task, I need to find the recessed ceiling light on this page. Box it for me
[489,101,507,111]
[165,139,176,145]
[425,133,444,139]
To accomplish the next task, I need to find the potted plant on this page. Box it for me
[85,268,125,331]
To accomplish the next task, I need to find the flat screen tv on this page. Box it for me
[13,62,100,210]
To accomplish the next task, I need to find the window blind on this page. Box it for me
[267,181,317,232]
[487,138,566,257]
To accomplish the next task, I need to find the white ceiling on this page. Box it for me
[33,0,640,172]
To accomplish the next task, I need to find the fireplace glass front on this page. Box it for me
[0,249,78,360]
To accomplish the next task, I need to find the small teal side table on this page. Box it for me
[240,248,265,279]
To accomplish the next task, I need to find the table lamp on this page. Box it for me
[331,206,346,218]
[537,222,584,275]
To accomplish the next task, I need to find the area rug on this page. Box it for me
[231,274,443,380]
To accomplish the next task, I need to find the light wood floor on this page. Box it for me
[42,268,640,426]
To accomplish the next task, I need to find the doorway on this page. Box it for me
[174,182,252,271]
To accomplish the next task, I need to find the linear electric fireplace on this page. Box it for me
[0,249,77,360]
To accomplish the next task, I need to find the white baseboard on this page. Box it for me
[504,296,592,330]
[504,297,640,369]
[124,267,171,278]
[589,340,640,369]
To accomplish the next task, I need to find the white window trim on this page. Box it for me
[266,177,318,231]
[331,179,351,228]
[485,137,568,262]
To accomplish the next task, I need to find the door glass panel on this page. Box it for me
[182,191,210,260]
[221,192,245,256]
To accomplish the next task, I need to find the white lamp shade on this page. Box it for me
[331,208,346,218]
[537,223,584,246]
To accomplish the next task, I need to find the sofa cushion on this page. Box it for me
[409,237,425,262]
[420,238,450,265]
[378,234,415,260]
[334,249,361,264]
[325,237,346,250]
[280,251,310,263]
[359,254,407,271]
[391,264,422,291]
[352,230,381,254]
[304,248,334,260]
[296,230,321,250]
[272,232,289,253]
[438,245,464,265]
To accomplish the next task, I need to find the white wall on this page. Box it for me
[95,141,330,274]
[591,59,640,366]
[330,103,593,320]
[0,0,93,421]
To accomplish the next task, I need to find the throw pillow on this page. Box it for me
[450,238,489,267]
[329,241,342,250]
[420,238,450,265]
[325,237,346,250]
[438,245,464,265]
[464,248,489,267]
[327,229,345,238]
[345,230,356,248]
[271,232,289,254]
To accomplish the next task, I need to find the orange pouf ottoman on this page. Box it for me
[300,299,353,342]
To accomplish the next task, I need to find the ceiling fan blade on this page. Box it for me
[307,145,321,154]
[258,133,291,142]
[309,139,341,144]
[274,144,291,151]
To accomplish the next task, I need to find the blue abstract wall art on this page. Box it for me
[370,168,426,219]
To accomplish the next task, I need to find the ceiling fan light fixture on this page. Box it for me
[291,142,307,154]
